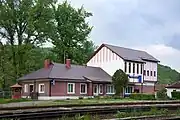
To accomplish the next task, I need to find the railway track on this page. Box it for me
[1,100,180,110]
[1,102,180,119]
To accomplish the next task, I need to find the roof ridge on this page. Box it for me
[53,62,102,69]
[104,43,146,53]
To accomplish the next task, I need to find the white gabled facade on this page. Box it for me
[87,46,124,76]
[87,46,145,83]
[87,45,158,94]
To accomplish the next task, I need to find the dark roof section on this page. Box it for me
[155,84,168,91]
[166,82,180,88]
[18,62,112,82]
[88,44,160,63]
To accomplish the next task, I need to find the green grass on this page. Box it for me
[116,107,180,118]
[38,97,155,106]
[0,98,31,104]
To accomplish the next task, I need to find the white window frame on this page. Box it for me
[106,85,115,94]
[39,83,45,93]
[67,83,75,94]
[125,86,134,94]
[24,84,28,93]
[99,84,103,94]
[80,83,87,94]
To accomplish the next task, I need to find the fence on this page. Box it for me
[0,91,12,99]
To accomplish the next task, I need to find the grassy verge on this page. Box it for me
[116,107,180,118]
[58,108,180,120]
[0,98,31,104]
[39,98,147,106]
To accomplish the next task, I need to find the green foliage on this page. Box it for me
[0,0,56,89]
[112,69,129,96]
[129,93,155,100]
[116,108,170,118]
[61,114,99,120]
[156,88,168,100]
[158,64,180,84]
[52,1,96,65]
[171,91,180,99]
[0,0,95,89]
[0,98,31,104]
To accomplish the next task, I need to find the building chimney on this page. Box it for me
[44,59,50,69]
[66,59,71,69]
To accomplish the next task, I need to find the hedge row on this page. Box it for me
[171,91,180,99]
[129,93,155,100]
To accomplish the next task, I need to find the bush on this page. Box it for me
[156,88,168,100]
[78,96,84,99]
[171,91,180,99]
[129,93,155,100]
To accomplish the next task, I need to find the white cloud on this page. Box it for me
[58,0,180,72]
[133,44,180,72]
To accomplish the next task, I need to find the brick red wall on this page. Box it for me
[134,85,155,94]
[20,80,50,97]
[21,80,110,97]
[51,81,89,96]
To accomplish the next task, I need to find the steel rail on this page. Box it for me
[1,100,180,110]
[1,103,180,119]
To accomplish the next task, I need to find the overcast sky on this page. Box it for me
[62,0,180,72]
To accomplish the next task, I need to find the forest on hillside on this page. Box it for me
[0,0,179,90]
[158,64,180,84]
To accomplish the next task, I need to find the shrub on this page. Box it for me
[171,91,180,99]
[129,93,155,100]
[116,111,128,118]
[156,88,168,100]
[78,96,84,99]
[112,95,122,99]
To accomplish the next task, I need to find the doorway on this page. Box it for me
[29,84,34,93]
[93,84,98,96]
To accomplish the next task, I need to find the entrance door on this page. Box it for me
[29,84,34,93]
[93,84,98,96]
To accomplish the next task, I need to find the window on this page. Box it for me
[150,71,153,76]
[154,71,156,77]
[133,63,135,73]
[124,62,127,72]
[24,84,28,93]
[144,70,146,76]
[147,70,149,76]
[129,62,131,73]
[137,64,139,74]
[29,84,34,92]
[141,64,143,74]
[125,86,133,94]
[80,83,87,94]
[99,84,103,94]
[39,84,45,93]
[93,84,98,94]
[106,85,115,94]
[67,83,75,94]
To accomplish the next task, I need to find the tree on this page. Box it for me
[52,1,95,64]
[112,69,129,96]
[156,88,168,100]
[0,0,56,79]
